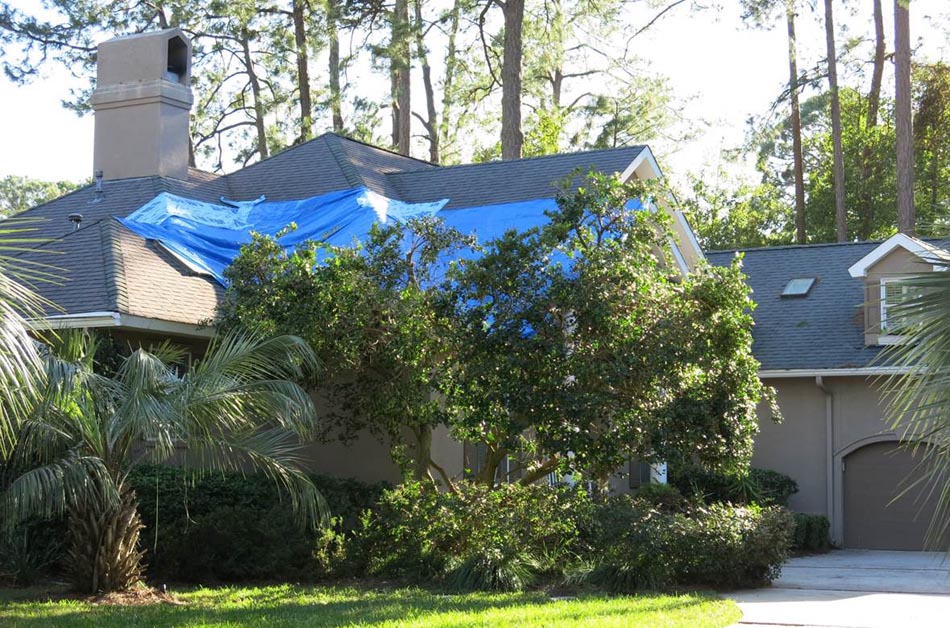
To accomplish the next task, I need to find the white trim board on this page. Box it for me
[31,311,214,339]
[759,367,909,379]
[848,233,950,278]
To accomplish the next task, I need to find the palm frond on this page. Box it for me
[1,455,117,530]
[881,263,950,550]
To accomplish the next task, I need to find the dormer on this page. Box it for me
[848,233,950,345]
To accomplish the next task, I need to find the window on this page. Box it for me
[781,277,816,298]
[628,460,652,489]
[880,277,914,333]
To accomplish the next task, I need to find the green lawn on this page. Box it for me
[0,584,741,627]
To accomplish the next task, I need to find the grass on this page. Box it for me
[0,584,741,627]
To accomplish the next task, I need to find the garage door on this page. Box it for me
[844,441,946,550]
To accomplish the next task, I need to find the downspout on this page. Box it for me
[815,376,836,544]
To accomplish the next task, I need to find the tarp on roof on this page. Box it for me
[119,187,450,283]
[120,187,588,285]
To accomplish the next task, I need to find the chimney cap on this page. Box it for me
[68,213,84,229]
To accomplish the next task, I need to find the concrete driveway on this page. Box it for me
[727,550,950,628]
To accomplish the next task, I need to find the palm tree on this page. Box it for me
[1,330,324,593]
[882,265,950,550]
[0,216,51,458]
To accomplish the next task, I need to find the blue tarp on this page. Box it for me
[119,187,567,285]
[119,186,645,286]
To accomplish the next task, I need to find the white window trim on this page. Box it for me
[879,276,913,336]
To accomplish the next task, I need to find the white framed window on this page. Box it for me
[880,277,914,334]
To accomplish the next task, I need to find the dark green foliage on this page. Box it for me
[0,519,65,586]
[358,481,589,589]
[127,465,386,583]
[750,468,799,507]
[580,498,793,592]
[671,465,798,507]
[679,504,793,589]
[792,513,831,553]
[633,483,687,512]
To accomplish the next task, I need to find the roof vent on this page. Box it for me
[68,213,84,230]
[782,277,816,298]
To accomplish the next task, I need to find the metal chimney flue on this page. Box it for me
[68,213,83,231]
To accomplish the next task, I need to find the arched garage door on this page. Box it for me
[844,441,945,550]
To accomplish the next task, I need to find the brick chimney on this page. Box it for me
[91,29,193,181]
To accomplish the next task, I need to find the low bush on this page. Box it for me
[671,465,798,507]
[633,482,688,512]
[127,465,387,583]
[578,499,793,592]
[357,481,591,590]
[679,504,794,588]
[791,513,830,553]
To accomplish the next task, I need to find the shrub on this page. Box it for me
[579,498,793,591]
[127,465,387,583]
[750,469,799,507]
[679,504,794,588]
[671,465,798,507]
[582,501,681,591]
[792,513,830,553]
[634,483,687,512]
[357,481,590,590]
[0,520,65,586]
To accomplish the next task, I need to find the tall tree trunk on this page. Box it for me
[894,0,915,234]
[67,487,144,594]
[327,0,344,132]
[292,0,313,143]
[412,0,439,162]
[411,425,433,481]
[438,0,461,160]
[242,35,269,160]
[501,0,525,160]
[860,0,886,240]
[391,0,411,155]
[786,0,807,243]
[825,0,847,241]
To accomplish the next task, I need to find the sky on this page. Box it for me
[0,0,946,185]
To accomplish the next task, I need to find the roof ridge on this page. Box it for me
[100,219,130,313]
[324,135,367,188]
[708,240,886,254]
[387,145,646,176]
[324,132,437,168]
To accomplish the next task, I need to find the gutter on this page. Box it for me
[815,376,837,545]
[759,367,908,379]
[29,311,214,339]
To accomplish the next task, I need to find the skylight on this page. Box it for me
[782,277,816,297]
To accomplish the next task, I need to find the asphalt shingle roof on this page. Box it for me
[707,242,884,371]
[12,134,647,326]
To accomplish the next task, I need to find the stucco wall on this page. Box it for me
[757,375,901,543]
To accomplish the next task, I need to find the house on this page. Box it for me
[11,28,702,488]
[708,235,950,551]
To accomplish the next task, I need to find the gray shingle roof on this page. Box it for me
[707,242,884,371]
[12,134,646,326]
[390,146,645,208]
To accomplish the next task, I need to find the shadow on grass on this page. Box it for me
[0,586,727,628]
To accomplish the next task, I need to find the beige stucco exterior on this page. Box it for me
[92,29,193,181]
[755,375,908,545]
[862,247,932,343]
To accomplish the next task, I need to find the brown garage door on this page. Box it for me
[844,441,945,550]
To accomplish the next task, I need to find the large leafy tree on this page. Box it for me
[0,176,82,218]
[0,330,324,593]
[443,173,771,486]
[219,218,473,484]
